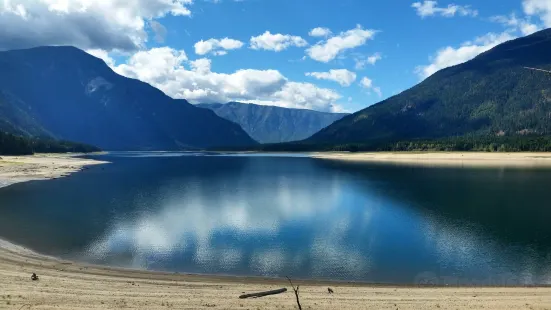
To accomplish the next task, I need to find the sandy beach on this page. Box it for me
[0,154,108,188]
[2,152,551,309]
[2,242,551,310]
[312,152,551,167]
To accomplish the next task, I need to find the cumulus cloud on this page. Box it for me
[491,13,540,36]
[309,27,332,37]
[305,69,357,87]
[522,0,551,27]
[190,58,213,75]
[0,0,193,51]
[367,53,383,65]
[412,1,478,18]
[250,31,308,52]
[354,52,382,70]
[359,77,382,97]
[415,32,515,79]
[114,47,189,84]
[86,49,116,67]
[252,82,344,112]
[306,25,377,63]
[194,38,244,56]
[109,47,343,112]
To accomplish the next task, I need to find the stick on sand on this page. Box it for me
[238,288,287,299]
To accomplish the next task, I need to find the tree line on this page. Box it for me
[214,135,551,153]
[0,131,101,155]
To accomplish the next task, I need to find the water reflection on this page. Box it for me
[1,154,551,284]
[82,156,377,279]
[316,159,551,284]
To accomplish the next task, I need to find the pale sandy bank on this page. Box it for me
[312,152,551,167]
[1,243,551,310]
[0,153,108,188]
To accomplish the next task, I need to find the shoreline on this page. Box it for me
[3,152,551,308]
[0,153,109,189]
[311,151,551,167]
[2,240,551,309]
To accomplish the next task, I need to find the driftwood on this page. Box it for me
[286,277,302,310]
[239,288,287,299]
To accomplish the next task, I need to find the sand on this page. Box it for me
[0,153,108,188]
[2,243,551,310]
[3,152,551,309]
[312,152,551,167]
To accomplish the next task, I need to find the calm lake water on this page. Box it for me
[1,152,551,285]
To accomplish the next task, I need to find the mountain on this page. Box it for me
[0,46,256,150]
[307,28,551,145]
[197,102,348,143]
[0,92,51,138]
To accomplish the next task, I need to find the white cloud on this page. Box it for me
[110,47,344,112]
[354,52,382,70]
[360,77,373,88]
[522,0,551,27]
[86,49,116,67]
[194,38,244,56]
[0,0,193,51]
[114,47,189,84]
[520,21,540,35]
[415,32,515,79]
[251,82,345,112]
[359,77,382,97]
[190,58,212,75]
[367,53,383,65]
[412,1,478,18]
[491,14,540,36]
[250,31,308,52]
[309,27,332,37]
[306,25,377,63]
[305,69,357,87]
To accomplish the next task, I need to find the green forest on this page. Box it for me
[0,131,101,155]
[218,135,551,153]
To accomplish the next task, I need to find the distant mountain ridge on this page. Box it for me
[197,102,348,143]
[306,28,551,145]
[0,46,256,150]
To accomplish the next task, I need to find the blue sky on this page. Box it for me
[0,0,549,112]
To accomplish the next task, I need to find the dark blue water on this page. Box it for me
[1,152,551,285]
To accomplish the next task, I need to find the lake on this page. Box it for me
[1,152,551,285]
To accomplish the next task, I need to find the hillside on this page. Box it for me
[307,28,551,145]
[198,102,347,143]
[0,92,51,138]
[0,46,256,150]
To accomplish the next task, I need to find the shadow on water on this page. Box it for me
[314,159,551,284]
[314,159,551,245]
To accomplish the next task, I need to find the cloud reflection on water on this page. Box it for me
[84,162,375,278]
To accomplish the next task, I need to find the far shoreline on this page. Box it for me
[309,151,551,167]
